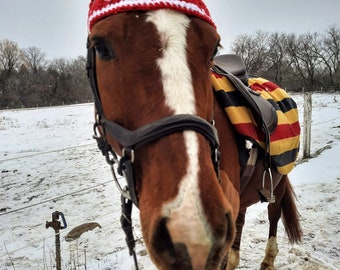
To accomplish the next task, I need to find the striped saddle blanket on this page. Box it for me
[212,72,300,175]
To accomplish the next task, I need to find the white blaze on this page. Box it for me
[147,10,213,250]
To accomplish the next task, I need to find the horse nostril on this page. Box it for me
[151,218,193,269]
[151,218,176,263]
[205,212,236,269]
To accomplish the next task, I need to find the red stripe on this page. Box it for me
[250,83,266,92]
[262,81,279,92]
[233,123,265,141]
[250,81,279,92]
[270,121,301,141]
[232,121,300,142]
[212,71,224,79]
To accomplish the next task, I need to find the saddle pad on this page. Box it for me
[212,72,300,175]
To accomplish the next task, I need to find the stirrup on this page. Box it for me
[257,168,276,203]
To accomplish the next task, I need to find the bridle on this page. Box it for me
[86,39,221,267]
[87,38,221,206]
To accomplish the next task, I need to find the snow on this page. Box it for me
[0,93,339,269]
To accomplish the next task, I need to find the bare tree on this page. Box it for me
[0,39,24,107]
[286,32,323,88]
[46,57,91,104]
[23,46,47,74]
[0,39,23,74]
[69,56,92,102]
[229,25,340,91]
[319,25,340,85]
[231,31,269,75]
[266,32,294,85]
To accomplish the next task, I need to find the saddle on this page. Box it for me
[212,54,301,202]
[213,54,278,134]
[214,54,249,85]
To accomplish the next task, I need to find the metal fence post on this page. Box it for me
[46,211,67,270]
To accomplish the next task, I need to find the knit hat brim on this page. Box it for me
[88,0,215,32]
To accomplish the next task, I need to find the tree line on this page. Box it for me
[0,40,92,109]
[230,25,340,92]
[1,25,339,109]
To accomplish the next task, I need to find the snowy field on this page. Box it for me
[0,93,339,269]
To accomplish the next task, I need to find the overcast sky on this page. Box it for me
[0,0,339,60]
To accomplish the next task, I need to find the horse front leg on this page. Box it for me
[225,248,240,270]
[222,208,246,270]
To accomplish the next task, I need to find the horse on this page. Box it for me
[86,1,302,269]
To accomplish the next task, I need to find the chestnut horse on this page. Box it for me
[87,4,302,270]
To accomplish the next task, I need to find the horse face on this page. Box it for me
[89,10,236,269]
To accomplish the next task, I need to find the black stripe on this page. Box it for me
[214,89,247,108]
[276,97,298,113]
[267,98,281,111]
[215,89,297,115]
[271,147,300,167]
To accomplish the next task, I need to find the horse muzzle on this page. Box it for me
[149,212,235,270]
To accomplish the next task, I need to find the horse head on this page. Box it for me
[87,1,240,268]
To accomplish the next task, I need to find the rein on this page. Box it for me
[86,39,221,266]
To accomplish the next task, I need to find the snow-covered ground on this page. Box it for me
[0,93,339,269]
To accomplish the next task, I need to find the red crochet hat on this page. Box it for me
[88,0,215,31]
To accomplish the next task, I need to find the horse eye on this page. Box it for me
[94,41,115,60]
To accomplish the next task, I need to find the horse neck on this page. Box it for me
[213,96,241,204]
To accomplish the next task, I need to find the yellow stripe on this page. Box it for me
[218,91,299,126]
[271,137,299,155]
[248,77,270,85]
[225,106,253,124]
[249,78,291,103]
[255,136,300,156]
[276,109,299,125]
[211,75,235,92]
[265,88,291,102]
[277,162,296,175]
[258,88,288,102]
